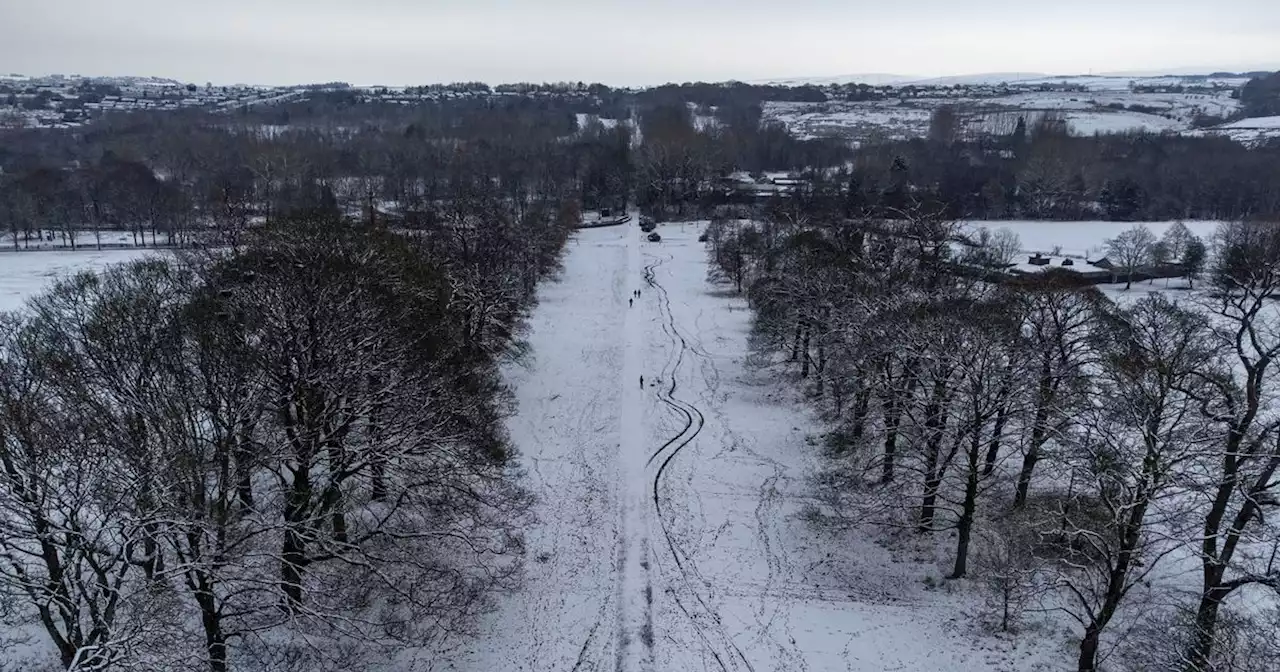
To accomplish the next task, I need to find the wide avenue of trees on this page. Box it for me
[707,197,1280,672]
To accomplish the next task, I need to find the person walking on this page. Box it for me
[639,375,644,389]
[629,297,633,307]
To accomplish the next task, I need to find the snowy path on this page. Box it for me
[447,221,1059,672]
[441,223,633,672]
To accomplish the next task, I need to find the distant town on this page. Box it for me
[0,73,618,129]
[0,70,1263,131]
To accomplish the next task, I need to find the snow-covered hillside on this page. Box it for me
[760,71,1257,143]
[1190,115,1280,146]
[764,87,1243,143]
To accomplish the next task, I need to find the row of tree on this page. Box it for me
[0,116,585,671]
[706,198,1280,672]
[1239,71,1280,118]
[848,115,1280,221]
[626,101,1280,224]
[0,94,637,249]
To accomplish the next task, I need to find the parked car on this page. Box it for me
[647,232,662,242]
[697,232,708,242]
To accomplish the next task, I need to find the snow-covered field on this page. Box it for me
[763,101,935,142]
[763,73,1253,91]
[576,112,627,133]
[0,249,157,313]
[447,220,1062,671]
[969,219,1222,260]
[763,86,1244,143]
[1190,114,1280,146]
[0,230,164,251]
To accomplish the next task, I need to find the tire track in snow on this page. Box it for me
[643,254,755,672]
[680,281,810,672]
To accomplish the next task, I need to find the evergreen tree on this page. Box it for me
[1183,236,1207,289]
[1100,177,1145,221]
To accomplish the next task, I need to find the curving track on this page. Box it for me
[642,255,756,672]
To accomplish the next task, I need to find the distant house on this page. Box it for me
[1005,254,1115,283]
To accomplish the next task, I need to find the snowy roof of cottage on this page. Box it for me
[1010,255,1111,275]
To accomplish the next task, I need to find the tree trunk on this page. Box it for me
[1078,624,1103,672]
[880,393,900,484]
[800,322,811,378]
[1015,360,1054,508]
[850,385,871,443]
[369,387,387,501]
[949,428,983,579]
[326,442,349,544]
[815,311,827,395]
[194,576,228,672]
[983,376,1012,476]
[983,401,1008,476]
[1185,584,1224,672]
[280,462,311,610]
[1183,426,1251,670]
[280,526,308,610]
[918,376,950,533]
[235,426,256,511]
[880,362,917,484]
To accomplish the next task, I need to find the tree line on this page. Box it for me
[624,100,1280,224]
[0,94,591,670]
[847,114,1280,222]
[705,196,1280,672]
[0,200,578,670]
[0,95,634,248]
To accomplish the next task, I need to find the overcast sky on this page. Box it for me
[2,0,1278,85]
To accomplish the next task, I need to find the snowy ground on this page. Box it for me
[446,219,1063,671]
[0,229,178,251]
[0,249,157,313]
[1189,114,1280,146]
[576,112,627,133]
[763,85,1242,143]
[969,219,1221,260]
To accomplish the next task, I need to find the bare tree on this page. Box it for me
[1106,224,1156,290]
[973,516,1044,633]
[1054,294,1221,672]
[1182,236,1207,290]
[1011,271,1110,508]
[1180,220,1280,671]
[963,227,1021,269]
[0,271,188,670]
[943,299,1028,579]
[1161,221,1195,263]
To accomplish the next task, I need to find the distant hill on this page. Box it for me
[901,72,1051,86]
[757,73,916,86]
[761,67,1280,91]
